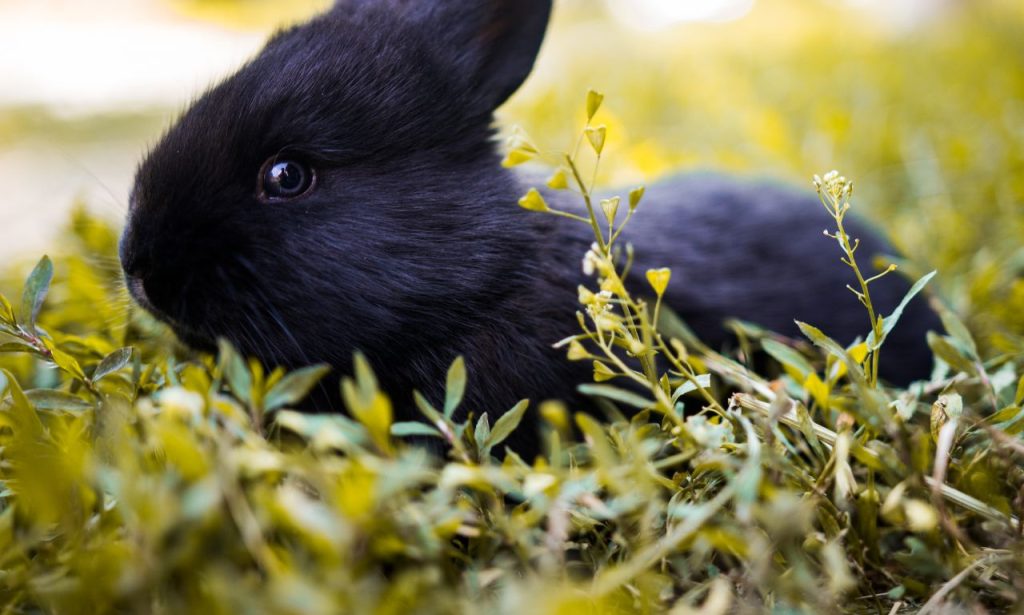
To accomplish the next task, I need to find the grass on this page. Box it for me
[0,100,1023,613]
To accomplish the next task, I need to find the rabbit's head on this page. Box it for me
[121,0,553,369]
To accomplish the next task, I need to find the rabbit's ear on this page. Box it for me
[428,0,553,110]
[337,0,552,112]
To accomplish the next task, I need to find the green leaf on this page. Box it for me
[264,364,332,412]
[20,256,53,330]
[391,421,443,439]
[866,270,936,349]
[444,356,466,419]
[26,390,94,413]
[485,400,529,449]
[93,347,133,383]
[578,384,654,409]
[218,339,252,403]
[762,339,814,380]
[671,374,713,402]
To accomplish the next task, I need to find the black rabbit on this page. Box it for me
[120,0,940,452]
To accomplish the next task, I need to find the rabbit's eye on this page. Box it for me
[260,159,315,201]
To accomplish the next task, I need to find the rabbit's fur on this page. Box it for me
[121,0,939,451]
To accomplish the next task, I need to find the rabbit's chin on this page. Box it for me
[144,308,217,354]
[170,324,218,354]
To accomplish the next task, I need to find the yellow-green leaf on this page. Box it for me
[42,338,86,381]
[342,355,392,452]
[485,400,529,450]
[804,372,830,407]
[0,292,15,326]
[1,368,45,437]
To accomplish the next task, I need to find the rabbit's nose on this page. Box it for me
[125,274,154,311]
[119,223,145,275]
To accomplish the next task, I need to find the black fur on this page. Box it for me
[121,0,940,453]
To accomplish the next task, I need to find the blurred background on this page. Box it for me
[1,0,1022,347]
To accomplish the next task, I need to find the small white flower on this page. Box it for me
[523,472,558,498]
[582,253,596,276]
[685,415,734,450]
[157,386,205,420]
